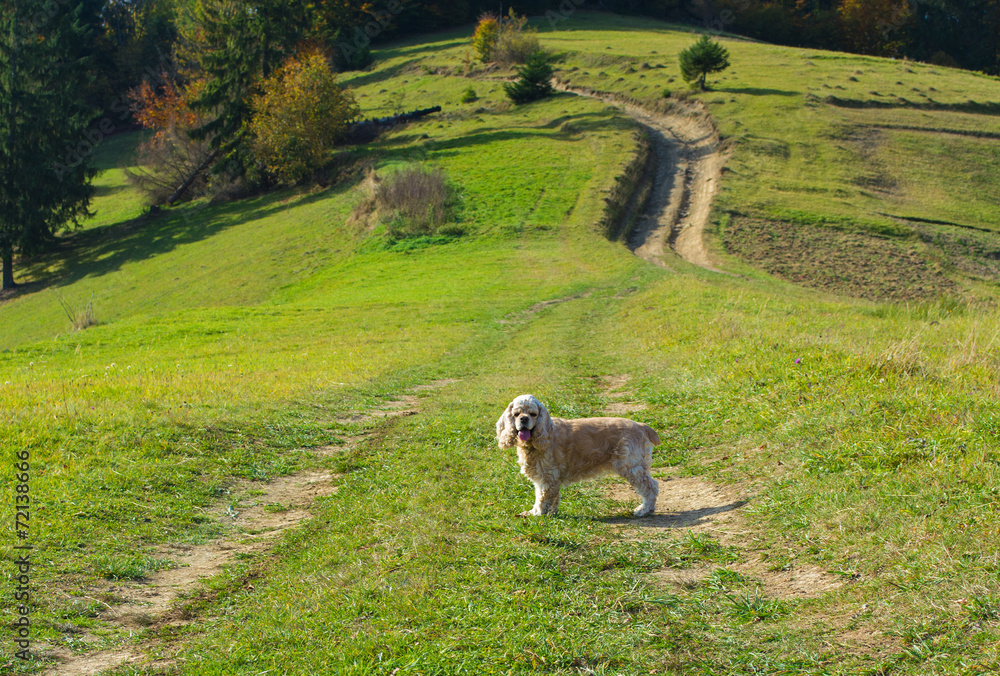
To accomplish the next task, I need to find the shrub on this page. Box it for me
[472,14,500,63]
[460,87,478,103]
[56,292,97,332]
[492,11,541,65]
[679,34,731,90]
[504,51,554,104]
[352,166,455,239]
[472,10,540,66]
[248,51,360,183]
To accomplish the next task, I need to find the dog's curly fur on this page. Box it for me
[496,394,661,517]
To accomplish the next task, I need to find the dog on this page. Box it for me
[496,394,661,517]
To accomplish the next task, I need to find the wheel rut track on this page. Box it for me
[556,82,730,272]
[39,380,460,676]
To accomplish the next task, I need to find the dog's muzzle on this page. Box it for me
[516,417,532,441]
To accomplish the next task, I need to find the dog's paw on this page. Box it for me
[634,505,655,518]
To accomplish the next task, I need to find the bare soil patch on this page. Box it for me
[606,476,749,534]
[607,476,845,600]
[734,560,845,599]
[594,374,648,415]
[40,470,340,676]
[498,293,592,325]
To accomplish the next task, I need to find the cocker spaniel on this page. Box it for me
[496,394,661,517]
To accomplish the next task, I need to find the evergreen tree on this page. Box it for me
[0,0,100,290]
[503,50,554,104]
[188,0,311,177]
[679,34,731,91]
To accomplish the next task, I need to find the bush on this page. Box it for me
[461,87,478,103]
[352,166,455,239]
[504,51,554,104]
[679,34,731,90]
[492,11,541,66]
[472,14,500,63]
[472,10,540,66]
[248,51,360,183]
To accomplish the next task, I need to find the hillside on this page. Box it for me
[3,12,1000,676]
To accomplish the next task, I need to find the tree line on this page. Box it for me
[1,0,996,291]
[19,1,1000,125]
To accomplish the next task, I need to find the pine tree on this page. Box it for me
[679,35,731,91]
[188,0,311,178]
[0,0,100,291]
[503,51,554,104]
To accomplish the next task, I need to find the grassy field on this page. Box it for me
[3,11,1000,676]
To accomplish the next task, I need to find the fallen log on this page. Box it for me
[166,148,220,206]
[344,105,442,143]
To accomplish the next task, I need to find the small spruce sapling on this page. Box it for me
[503,51,554,104]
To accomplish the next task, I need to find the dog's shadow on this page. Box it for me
[597,500,748,529]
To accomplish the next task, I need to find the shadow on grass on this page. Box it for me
[597,499,748,529]
[425,110,626,158]
[716,87,799,97]
[373,37,467,63]
[341,58,424,89]
[21,185,349,293]
[825,95,1000,115]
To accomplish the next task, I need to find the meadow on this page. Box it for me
[2,11,1000,675]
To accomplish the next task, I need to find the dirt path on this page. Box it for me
[39,380,459,676]
[41,470,342,676]
[596,374,844,601]
[556,82,729,272]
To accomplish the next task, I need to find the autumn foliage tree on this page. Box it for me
[471,9,540,65]
[248,51,360,183]
[471,14,500,63]
[126,77,213,204]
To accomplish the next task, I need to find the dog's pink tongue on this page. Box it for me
[517,429,531,442]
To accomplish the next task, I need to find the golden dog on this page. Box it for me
[496,394,661,517]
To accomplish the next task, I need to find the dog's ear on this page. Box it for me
[531,399,555,452]
[496,401,517,450]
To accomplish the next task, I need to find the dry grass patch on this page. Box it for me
[350,165,456,238]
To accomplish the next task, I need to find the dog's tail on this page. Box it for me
[641,424,661,446]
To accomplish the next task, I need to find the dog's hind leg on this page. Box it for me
[617,448,658,517]
[631,472,658,517]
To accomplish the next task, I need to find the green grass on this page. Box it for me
[3,11,1000,676]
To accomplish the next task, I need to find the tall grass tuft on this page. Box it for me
[352,165,455,238]
[56,292,97,331]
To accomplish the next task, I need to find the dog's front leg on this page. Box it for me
[521,481,560,516]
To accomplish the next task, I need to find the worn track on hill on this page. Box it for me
[556,82,728,271]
